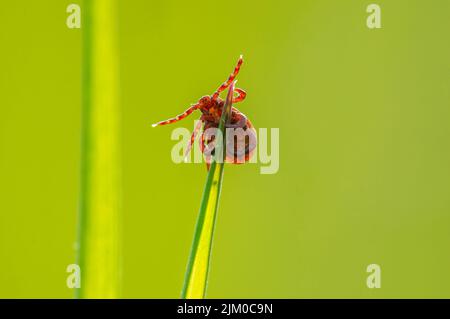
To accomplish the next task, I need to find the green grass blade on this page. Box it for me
[181,82,235,299]
[76,0,121,299]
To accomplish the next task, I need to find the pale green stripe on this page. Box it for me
[77,0,121,299]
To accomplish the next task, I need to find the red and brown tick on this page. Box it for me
[152,55,257,167]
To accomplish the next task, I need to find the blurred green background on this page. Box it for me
[1,0,450,298]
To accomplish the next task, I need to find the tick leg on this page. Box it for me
[212,55,243,100]
[232,88,247,103]
[183,119,203,162]
[152,104,199,127]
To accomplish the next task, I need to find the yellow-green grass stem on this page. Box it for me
[181,82,235,299]
[76,0,121,299]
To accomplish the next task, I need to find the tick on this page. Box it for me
[152,55,257,166]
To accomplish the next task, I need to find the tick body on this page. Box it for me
[152,55,256,165]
